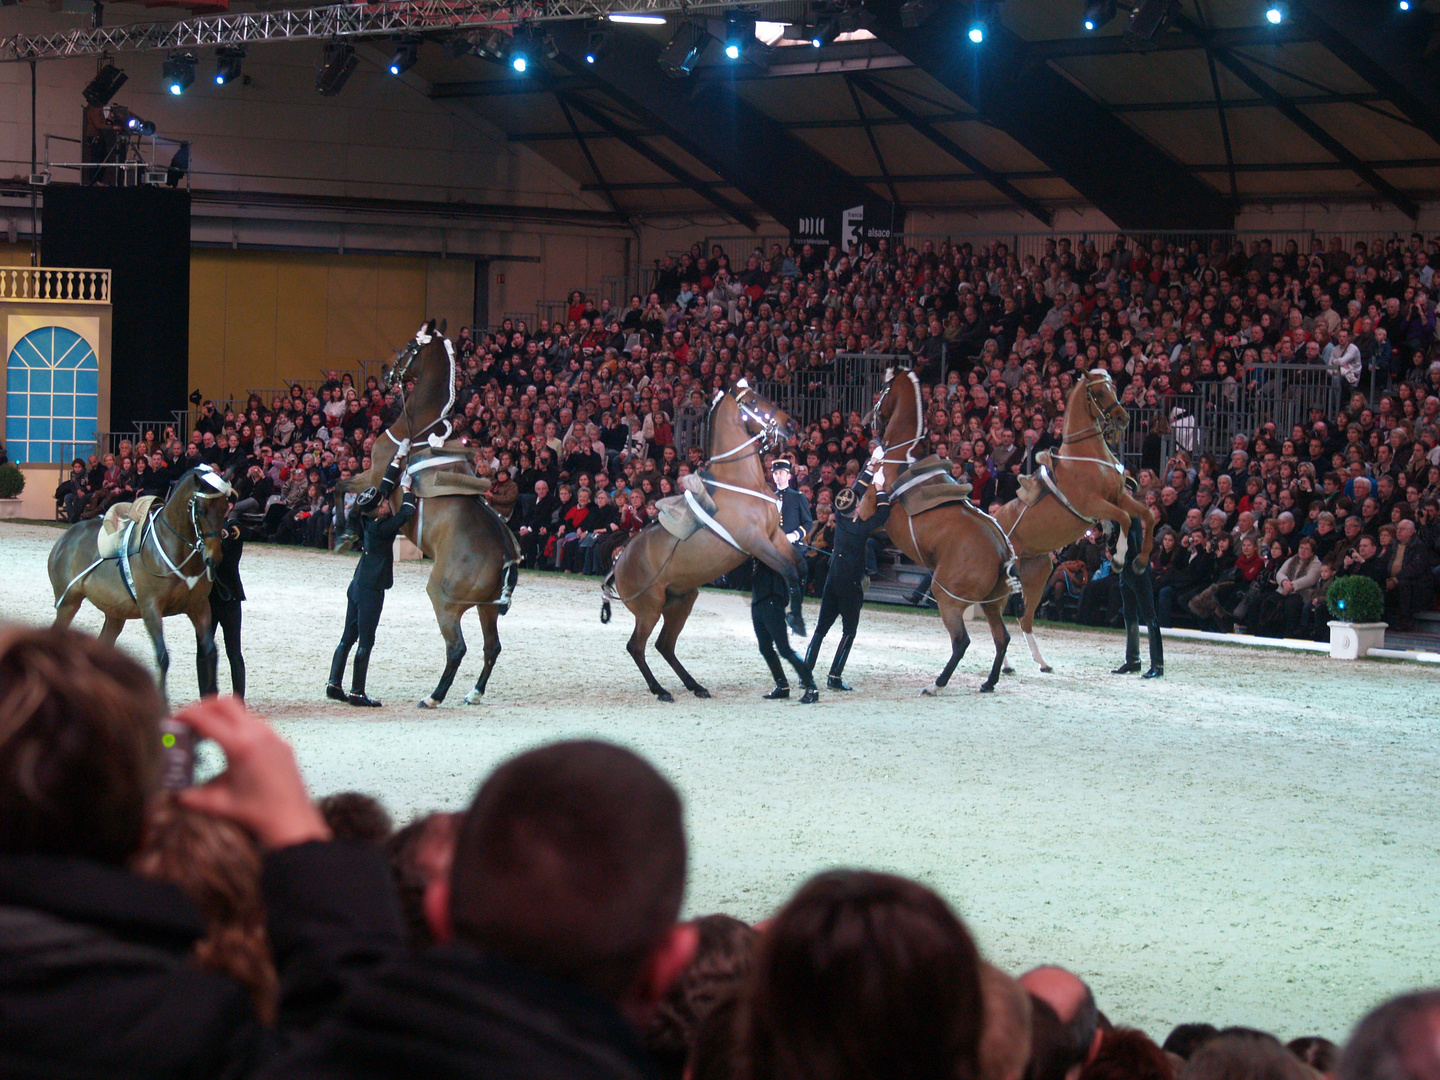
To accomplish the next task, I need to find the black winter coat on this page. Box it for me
[260,946,658,1080]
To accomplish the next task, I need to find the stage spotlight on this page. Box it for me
[1265,4,1286,24]
[810,17,839,47]
[166,141,190,187]
[476,30,506,61]
[388,38,418,76]
[723,11,755,60]
[162,53,196,96]
[315,42,357,96]
[214,46,245,85]
[1399,0,1410,9]
[511,52,528,72]
[585,27,610,64]
[1082,0,1117,31]
[657,19,708,77]
[967,16,987,43]
[83,62,127,106]
[125,114,156,137]
[607,12,666,23]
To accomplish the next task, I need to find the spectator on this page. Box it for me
[1337,990,1440,1080]
[741,869,985,1080]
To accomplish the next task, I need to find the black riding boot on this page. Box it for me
[828,633,856,691]
[1143,623,1164,678]
[763,654,789,699]
[348,651,382,707]
[1112,620,1142,674]
[802,635,821,678]
[327,642,350,699]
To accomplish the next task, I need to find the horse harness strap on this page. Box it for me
[683,490,744,552]
[1028,464,1102,529]
[703,476,782,509]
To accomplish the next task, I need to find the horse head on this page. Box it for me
[1082,369,1129,443]
[728,379,795,453]
[169,464,233,572]
[873,367,923,462]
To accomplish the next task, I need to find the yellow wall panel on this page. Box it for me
[190,251,431,401]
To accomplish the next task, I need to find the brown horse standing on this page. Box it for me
[992,369,1154,673]
[869,368,1014,693]
[601,383,799,702]
[48,465,233,702]
[337,323,519,708]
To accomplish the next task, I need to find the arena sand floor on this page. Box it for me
[3,520,1437,1043]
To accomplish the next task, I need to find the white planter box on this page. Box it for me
[0,498,23,520]
[1328,621,1388,660]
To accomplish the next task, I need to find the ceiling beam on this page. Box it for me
[1027,22,1311,59]
[849,75,1053,226]
[860,0,1234,229]
[557,93,759,228]
[549,23,899,240]
[1291,0,1440,149]
[576,158,1440,191]
[1171,11,1420,218]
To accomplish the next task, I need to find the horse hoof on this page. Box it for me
[462,691,483,705]
[1039,665,1053,674]
[691,686,711,699]
[417,697,439,709]
[1001,665,1015,675]
[920,685,939,697]
[978,683,996,693]
[657,690,675,703]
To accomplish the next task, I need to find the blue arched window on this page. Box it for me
[6,327,99,463]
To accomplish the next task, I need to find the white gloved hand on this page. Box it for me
[869,444,886,465]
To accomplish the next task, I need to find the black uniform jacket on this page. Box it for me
[352,496,417,593]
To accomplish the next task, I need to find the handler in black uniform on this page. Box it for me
[752,557,819,704]
[1111,510,1163,679]
[209,512,247,699]
[327,476,418,707]
[804,447,890,690]
[772,458,812,636]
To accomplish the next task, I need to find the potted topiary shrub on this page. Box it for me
[1327,575,1387,659]
[0,461,25,520]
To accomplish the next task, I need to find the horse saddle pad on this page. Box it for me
[892,456,973,519]
[404,445,493,500]
[656,495,703,541]
[97,497,158,558]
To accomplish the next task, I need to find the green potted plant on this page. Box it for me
[1326,575,1387,659]
[0,460,25,519]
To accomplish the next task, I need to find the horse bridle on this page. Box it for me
[1063,371,1129,449]
[148,468,231,581]
[871,369,925,467]
[710,381,788,463]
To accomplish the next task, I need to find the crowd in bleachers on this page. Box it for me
[52,230,1440,621]
[4,621,1440,1080]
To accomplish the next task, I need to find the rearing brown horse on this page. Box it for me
[868,368,1015,693]
[48,464,233,702]
[992,368,1154,673]
[600,382,799,702]
[337,323,519,708]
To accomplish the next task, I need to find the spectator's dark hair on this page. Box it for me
[1181,1034,1312,1080]
[645,914,757,1080]
[134,796,278,1022]
[386,811,460,950]
[1082,1029,1175,1080]
[1166,1026,1222,1060]
[317,791,394,844]
[1337,990,1440,1080]
[1030,996,1084,1080]
[692,990,746,1080]
[1287,1037,1337,1073]
[0,624,163,864]
[449,739,686,1002]
[742,869,984,1080]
